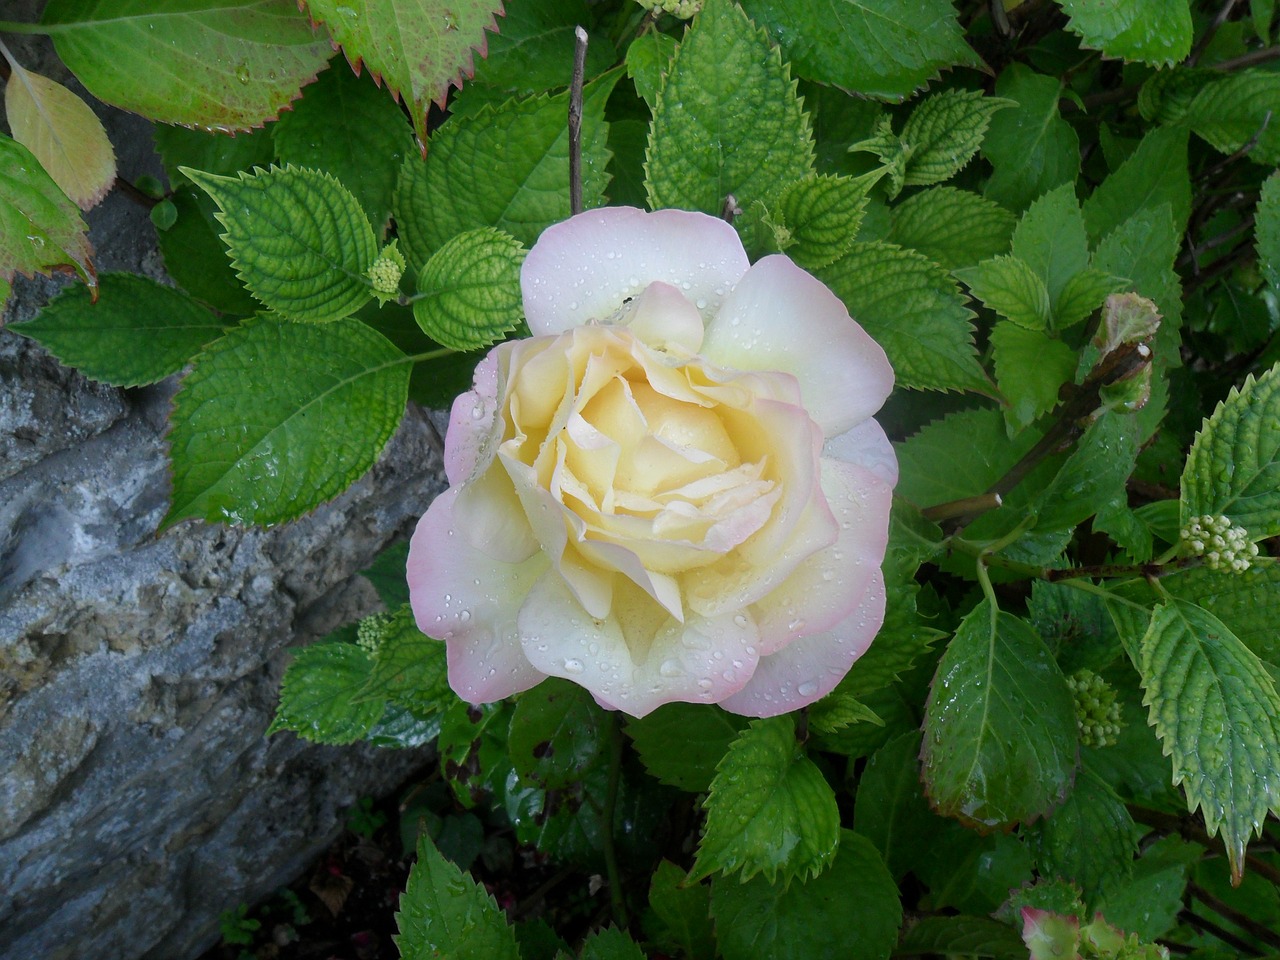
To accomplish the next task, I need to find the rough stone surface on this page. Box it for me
[0,12,446,959]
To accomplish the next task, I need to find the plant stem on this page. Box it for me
[0,20,55,35]
[1128,804,1280,888]
[1189,881,1280,951]
[568,26,588,218]
[1188,0,1241,67]
[601,713,628,928]
[1179,908,1264,956]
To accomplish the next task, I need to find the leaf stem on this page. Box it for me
[568,26,588,218]
[0,20,55,35]
[1128,804,1280,887]
[601,712,628,928]
[405,347,456,363]
[1188,881,1280,951]
[1178,908,1265,956]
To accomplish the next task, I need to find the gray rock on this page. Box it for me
[0,9,449,958]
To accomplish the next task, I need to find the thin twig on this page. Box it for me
[922,492,1003,524]
[1210,45,1280,72]
[1127,805,1280,888]
[1179,909,1264,956]
[601,713,628,928]
[1188,0,1241,67]
[1189,881,1280,951]
[568,25,588,217]
[1179,215,1256,271]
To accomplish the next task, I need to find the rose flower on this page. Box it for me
[407,206,896,718]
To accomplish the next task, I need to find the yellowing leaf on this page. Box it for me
[4,62,117,210]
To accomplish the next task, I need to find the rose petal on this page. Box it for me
[444,349,501,484]
[518,574,761,717]
[623,280,705,356]
[521,207,749,334]
[748,457,893,653]
[823,418,899,487]
[702,255,895,437]
[719,569,887,718]
[452,463,541,563]
[407,488,549,703]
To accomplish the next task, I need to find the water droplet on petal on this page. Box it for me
[659,659,683,677]
[459,610,471,623]
[564,658,584,674]
[733,614,749,628]
[798,680,818,697]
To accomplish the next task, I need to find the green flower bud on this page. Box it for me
[1068,670,1123,748]
[636,0,703,18]
[366,239,407,302]
[1180,514,1260,573]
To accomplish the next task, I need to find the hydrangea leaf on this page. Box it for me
[895,407,1041,509]
[357,611,450,715]
[3,62,116,210]
[710,830,901,960]
[1095,836,1203,941]
[1011,183,1089,309]
[626,703,746,792]
[507,678,608,791]
[1163,560,1280,662]
[1184,69,1280,165]
[0,134,95,294]
[395,834,521,960]
[41,0,332,131]
[1053,268,1129,331]
[922,601,1078,828]
[982,65,1079,212]
[807,692,882,734]
[646,0,814,237]
[772,173,873,270]
[165,316,409,527]
[272,65,415,231]
[11,273,228,387]
[1030,763,1137,905]
[1137,601,1280,884]
[578,927,648,960]
[626,29,678,108]
[268,641,384,743]
[852,731,934,881]
[647,861,715,960]
[184,165,378,323]
[412,227,526,352]
[886,186,1015,270]
[1035,412,1140,533]
[989,322,1076,431]
[1057,0,1192,66]
[896,916,1031,958]
[1181,362,1280,540]
[1258,172,1280,292]
[304,0,503,143]
[738,0,981,101]
[817,241,987,394]
[395,72,617,267]
[955,255,1052,331]
[1082,124,1191,244]
[469,0,617,97]
[689,715,839,884]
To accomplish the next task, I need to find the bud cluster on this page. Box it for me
[636,0,703,18]
[357,611,395,656]
[366,257,403,295]
[1067,669,1122,748]
[1181,514,1260,573]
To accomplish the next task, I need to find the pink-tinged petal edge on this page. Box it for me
[444,350,501,485]
[824,418,898,487]
[719,569,887,718]
[702,255,895,438]
[521,207,750,335]
[407,488,548,704]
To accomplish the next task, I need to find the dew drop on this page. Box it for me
[659,658,683,677]
[564,658,585,674]
[798,680,818,697]
[695,298,707,309]
[697,678,714,690]
[788,618,806,632]
[733,614,749,628]
[458,610,471,623]
[235,63,250,84]
[470,403,485,419]
[588,642,600,655]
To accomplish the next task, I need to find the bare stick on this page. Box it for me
[569,26,588,216]
[1188,0,1240,66]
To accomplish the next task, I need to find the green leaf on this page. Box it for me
[807,691,882,734]
[1029,763,1137,905]
[1057,0,1192,66]
[395,833,521,960]
[1053,268,1129,330]
[360,540,412,608]
[710,830,901,960]
[1035,412,1140,533]
[772,173,873,270]
[646,0,813,236]
[1183,69,1280,165]
[896,916,1029,959]
[1163,560,1280,662]
[1011,183,1089,310]
[738,0,981,102]
[1136,600,1280,883]
[0,134,94,291]
[11,273,227,387]
[1259,172,1280,292]
[507,678,608,790]
[470,0,616,97]
[578,927,647,960]
[165,316,410,527]
[1181,363,1280,540]
[359,612,451,716]
[305,0,503,143]
[918,830,1034,915]
[647,861,715,960]
[1082,124,1191,244]
[954,255,1052,331]
[626,703,746,792]
[817,241,987,393]
[982,65,1080,212]
[395,73,617,265]
[895,407,1041,509]
[989,322,1077,432]
[184,165,378,323]
[41,0,331,131]
[626,29,677,108]
[886,186,1015,270]
[411,228,525,352]
[898,90,1014,189]
[852,731,934,881]
[272,64,416,231]
[690,715,839,884]
[1095,836,1203,941]
[1255,0,1277,39]
[268,641,385,743]
[922,601,1078,828]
